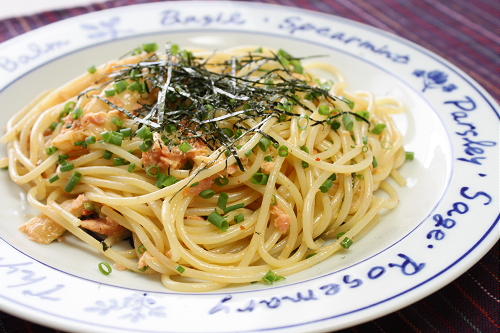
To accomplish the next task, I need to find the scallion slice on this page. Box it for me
[199,189,215,199]
[64,171,82,192]
[224,203,245,214]
[207,212,229,231]
[405,151,415,161]
[371,123,386,135]
[214,176,229,186]
[217,192,229,209]
[262,270,285,285]
[251,172,269,185]
[341,237,353,249]
[98,262,112,275]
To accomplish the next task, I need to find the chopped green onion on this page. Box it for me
[278,146,288,157]
[142,43,158,53]
[156,174,178,188]
[235,129,244,138]
[64,171,82,192]
[98,262,112,275]
[318,105,331,115]
[342,113,354,131]
[372,123,386,135]
[301,161,309,168]
[139,81,148,94]
[207,212,229,231]
[176,265,185,273]
[101,131,123,146]
[136,126,153,140]
[341,237,353,249]
[290,59,304,74]
[113,157,129,166]
[127,163,136,173]
[46,146,58,155]
[328,173,337,181]
[87,65,97,74]
[329,120,341,130]
[319,179,333,193]
[171,44,180,55]
[259,137,271,152]
[190,182,200,187]
[262,270,285,285]
[48,175,60,183]
[372,156,378,168]
[114,81,128,94]
[199,189,216,199]
[60,162,74,172]
[74,140,87,147]
[139,139,153,152]
[264,155,273,162]
[179,142,193,153]
[214,176,229,186]
[62,101,76,115]
[251,172,269,185]
[83,136,96,145]
[234,214,245,223]
[164,123,177,134]
[336,232,346,239]
[72,108,83,119]
[137,244,146,254]
[221,127,234,138]
[356,110,370,120]
[306,253,316,259]
[105,89,116,97]
[338,96,355,109]
[405,151,415,161]
[277,49,291,67]
[224,203,245,214]
[300,145,309,153]
[217,192,229,209]
[119,128,132,137]
[49,122,59,131]
[112,117,124,128]
[83,202,96,212]
[128,81,141,91]
[58,154,69,163]
[103,150,112,160]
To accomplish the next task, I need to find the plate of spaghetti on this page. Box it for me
[0,2,497,333]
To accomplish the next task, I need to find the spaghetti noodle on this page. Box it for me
[0,44,409,291]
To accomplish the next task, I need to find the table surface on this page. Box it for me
[0,0,498,332]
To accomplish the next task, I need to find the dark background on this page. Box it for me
[0,1,498,332]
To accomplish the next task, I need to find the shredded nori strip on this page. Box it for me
[93,44,368,173]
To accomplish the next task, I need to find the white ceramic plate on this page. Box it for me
[0,2,498,332]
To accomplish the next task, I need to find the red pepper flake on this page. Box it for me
[239,225,246,230]
[315,157,321,161]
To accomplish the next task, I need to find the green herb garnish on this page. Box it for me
[98,262,112,275]
[262,270,285,285]
[207,212,229,231]
[64,171,82,192]
[372,123,386,135]
[405,151,415,161]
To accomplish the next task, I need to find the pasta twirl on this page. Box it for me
[1,43,409,291]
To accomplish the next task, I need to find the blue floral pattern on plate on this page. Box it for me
[84,293,166,322]
[413,69,457,92]
[80,17,132,40]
